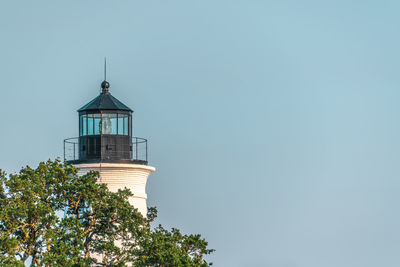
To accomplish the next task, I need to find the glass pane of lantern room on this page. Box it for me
[102,114,117,135]
[82,115,87,136]
[110,115,117,134]
[88,115,94,135]
[79,115,83,136]
[118,115,124,135]
[102,114,112,134]
[93,114,101,135]
[124,116,128,135]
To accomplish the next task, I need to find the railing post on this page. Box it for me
[135,138,138,160]
[73,143,76,160]
[63,140,66,162]
[146,140,148,163]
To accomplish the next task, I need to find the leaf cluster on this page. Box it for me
[0,160,213,266]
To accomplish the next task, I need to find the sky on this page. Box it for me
[1,0,400,266]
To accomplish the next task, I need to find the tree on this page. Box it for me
[0,160,214,266]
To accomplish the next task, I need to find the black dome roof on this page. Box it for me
[78,81,133,112]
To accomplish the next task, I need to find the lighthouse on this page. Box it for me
[64,80,155,216]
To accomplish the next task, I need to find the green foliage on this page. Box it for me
[0,160,213,266]
[136,225,214,267]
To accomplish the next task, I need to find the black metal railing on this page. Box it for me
[63,137,148,164]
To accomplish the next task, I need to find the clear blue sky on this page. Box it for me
[1,1,400,266]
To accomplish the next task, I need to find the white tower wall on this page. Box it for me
[76,163,155,216]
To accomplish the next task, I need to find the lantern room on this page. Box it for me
[64,81,148,165]
[78,81,132,136]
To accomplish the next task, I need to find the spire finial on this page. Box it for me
[104,57,107,81]
[101,57,110,94]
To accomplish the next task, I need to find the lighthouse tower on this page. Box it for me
[64,80,155,216]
